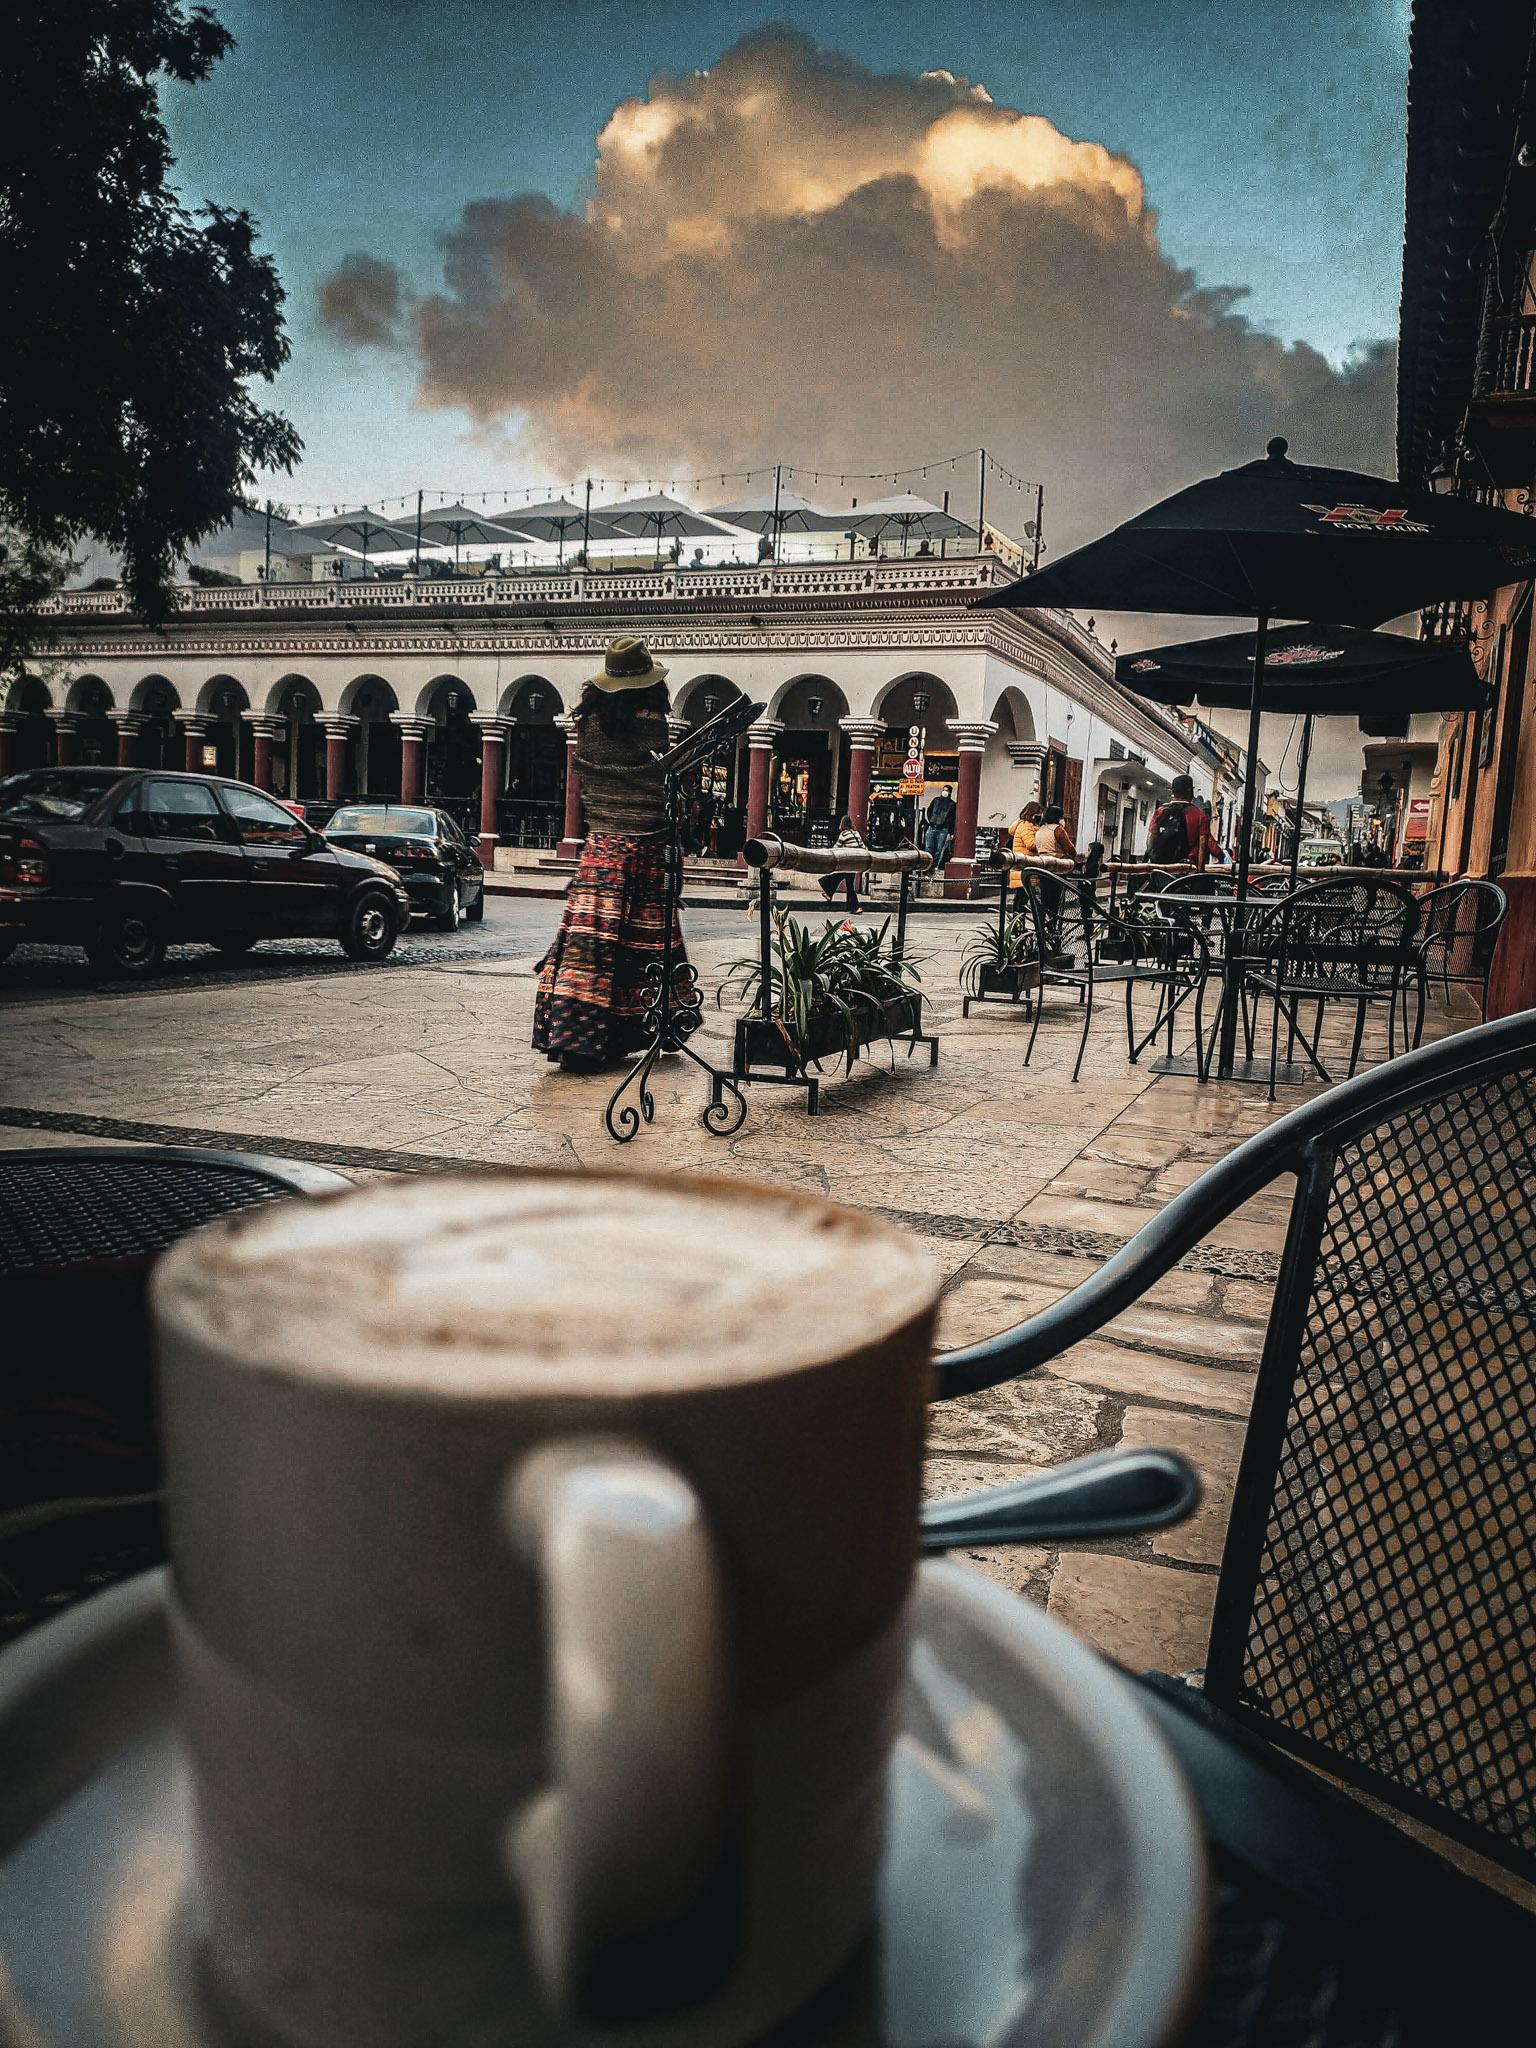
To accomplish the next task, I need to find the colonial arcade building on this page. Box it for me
[10,554,1221,888]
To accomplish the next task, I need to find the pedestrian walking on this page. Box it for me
[532,637,686,1073]
[1145,774,1220,869]
[819,816,867,912]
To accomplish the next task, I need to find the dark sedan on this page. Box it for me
[323,804,487,930]
[0,768,412,977]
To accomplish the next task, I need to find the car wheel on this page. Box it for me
[466,882,485,923]
[86,905,167,979]
[433,881,461,933]
[340,890,400,962]
[213,936,257,957]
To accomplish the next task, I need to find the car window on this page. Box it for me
[0,771,122,820]
[220,785,310,846]
[327,806,435,837]
[139,780,227,842]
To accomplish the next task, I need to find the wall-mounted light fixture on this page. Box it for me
[912,688,930,713]
[807,695,823,719]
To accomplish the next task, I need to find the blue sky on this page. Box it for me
[162,0,1412,509]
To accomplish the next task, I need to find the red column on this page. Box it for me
[321,719,354,800]
[180,720,207,772]
[112,717,140,768]
[473,716,510,863]
[839,719,884,832]
[942,722,998,898]
[745,739,773,842]
[248,719,277,791]
[52,717,78,767]
[557,718,584,856]
[400,729,425,804]
[0,719,15,779]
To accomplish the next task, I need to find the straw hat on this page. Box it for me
[589,636,669,692]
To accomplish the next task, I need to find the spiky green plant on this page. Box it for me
[721,911,920,1073]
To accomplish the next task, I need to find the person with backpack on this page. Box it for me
[1146,775,1220,869]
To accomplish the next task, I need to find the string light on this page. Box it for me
[274,445,1041,517]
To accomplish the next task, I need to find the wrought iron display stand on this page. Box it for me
[728,836,939,1116]
[604,696,764,1143]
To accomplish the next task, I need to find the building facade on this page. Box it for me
[6,554,1217,890]
[1397,0,1536,1011]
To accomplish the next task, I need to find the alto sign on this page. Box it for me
[900,723,925,796]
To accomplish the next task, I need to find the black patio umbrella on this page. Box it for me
[977,437,1536,1075]
[1116,623,1489,883]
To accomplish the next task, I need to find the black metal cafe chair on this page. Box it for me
[0,1146,351,1645]
[1408,877,1508,1040]
[935,1008,1536,2043]
[1016,869,1214,1083]
[1243,877,1420,1099]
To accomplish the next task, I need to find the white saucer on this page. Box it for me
[0,1561,1204,2047]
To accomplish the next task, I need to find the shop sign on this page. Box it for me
[1404,796,1431,842]
[201,744,218,769]
[900,723,925,795]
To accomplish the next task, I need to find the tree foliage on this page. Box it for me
[0,2,300,627]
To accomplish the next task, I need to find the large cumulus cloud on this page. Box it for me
[317,22,1393,562]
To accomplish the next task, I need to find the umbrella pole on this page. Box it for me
[1217,611,1269,1080]
[1286,714,1314,891]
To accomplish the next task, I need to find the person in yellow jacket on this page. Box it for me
[1001,802,1044,893]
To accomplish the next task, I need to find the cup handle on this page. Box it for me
[503,1442,735,2024]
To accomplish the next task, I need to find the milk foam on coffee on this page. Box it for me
[166,1171,935,1394]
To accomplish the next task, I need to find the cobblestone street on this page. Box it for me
[0,898,1473,1676]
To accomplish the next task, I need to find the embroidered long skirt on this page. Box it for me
[532,833,689,1058]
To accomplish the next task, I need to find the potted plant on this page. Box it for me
[961,912,1040,1009]
[722,912,922,1075]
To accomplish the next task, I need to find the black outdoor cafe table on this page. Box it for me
[1140,870,1439,1083]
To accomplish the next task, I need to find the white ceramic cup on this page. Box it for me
[151,1170,938,2048]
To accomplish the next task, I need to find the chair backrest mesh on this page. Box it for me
[1209,1049,1536,1875]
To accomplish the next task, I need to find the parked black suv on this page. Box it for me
[0,769,413,977]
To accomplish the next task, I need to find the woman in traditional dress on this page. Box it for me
[532,637,685,1073]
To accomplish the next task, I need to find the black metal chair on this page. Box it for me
[1243,877,1420,1099]
[936,1010,1536,2042]
[1016,869,1214,1083]
[0,1146,351,1644]
[1408,878,1508,1040]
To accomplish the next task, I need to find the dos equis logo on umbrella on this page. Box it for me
[1299,502,1432,534]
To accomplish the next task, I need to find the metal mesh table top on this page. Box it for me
[0,1153,297,1274]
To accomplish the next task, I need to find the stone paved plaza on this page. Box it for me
[0,899,1473,1676]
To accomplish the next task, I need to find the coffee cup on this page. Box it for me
[152,1169,938,2047]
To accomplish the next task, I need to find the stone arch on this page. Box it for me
[500,673,559,722]
[130,674,181,771]
[129,673,182,715]
[672,673,743,722]
[866,672,960,849]
[500,676,564,844]
[418,674,478,810]
[267,674,323,801]
[65,673,112,716]
[339,675,400,798]
[195,676,251,780]
[196,674,249,718]
[766,675,851,836]
[987,685,1037,744]
[871,671,959,728]
[5,675,56,771]
[980,685,1043,829]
